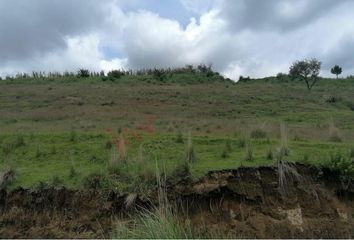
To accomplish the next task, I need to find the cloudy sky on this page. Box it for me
[1,0,353,79]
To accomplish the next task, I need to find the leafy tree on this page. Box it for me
[77,69,90,78]
[331,65,342,79]
[289,58,321,90]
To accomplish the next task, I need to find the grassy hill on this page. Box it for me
[1,72,354,191]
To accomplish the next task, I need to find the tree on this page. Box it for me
[289,58,321,90]
[331,65,342,79]
[77,69,90,78]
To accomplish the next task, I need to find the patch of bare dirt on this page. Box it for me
[1,164,354,238]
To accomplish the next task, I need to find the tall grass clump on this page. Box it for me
[13,135,25,148]
[280,122,289,156]
[328,118,342,142]
[266,148,273,160]
[243,140,253,161]
[110,146,119,172]
[69,130,77,142]
[113,204,195,239]
[176,131,184,143]
[250,128,267,139]
[185,131,196,163]
[113,166,195,239]
[221,139,232,159]
[118,133,127,163]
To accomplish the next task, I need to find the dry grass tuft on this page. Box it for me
[328,118,342,142]
[185,131,196,163]
[280,122,289,156]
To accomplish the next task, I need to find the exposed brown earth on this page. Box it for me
[1,164,354,238]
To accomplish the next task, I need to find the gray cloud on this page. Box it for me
[1,0,354,79]
[0,0,109,61]
[217,0,345,32]
[321,35,354,75]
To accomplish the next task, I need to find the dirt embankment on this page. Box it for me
[1,164,354,238]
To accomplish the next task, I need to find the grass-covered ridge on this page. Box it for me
[1,70,354,190]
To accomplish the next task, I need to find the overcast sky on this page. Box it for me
[1,0,353,79]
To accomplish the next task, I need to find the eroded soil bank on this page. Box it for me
[1,164,354,238]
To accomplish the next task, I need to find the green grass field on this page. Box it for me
[1,73,354,191]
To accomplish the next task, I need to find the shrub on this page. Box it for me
[225,139,232,152]
[302,153,310,164]
[50,145,57,154]
[349,103,354,111]
[238,137,246,148]
[82,172,112,192]
[107,70,124,80]
[52,175,63,186]
[13,135,25,148]
[35,146,43,158]
[105,140,113,149]
[276,72,288,80]
[266,148,273,160]
[221,149,229,159]
[325,95,340,103]
[328,151,354,177]
[350,148,354,160]
[221,140,232,159]
[175,131,184,143]
[250,128,267,139]
[238,76,250,82]
[69,166,78,179]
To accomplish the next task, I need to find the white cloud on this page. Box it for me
[1,0,354,79]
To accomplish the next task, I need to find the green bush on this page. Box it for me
[327,151,354,177]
